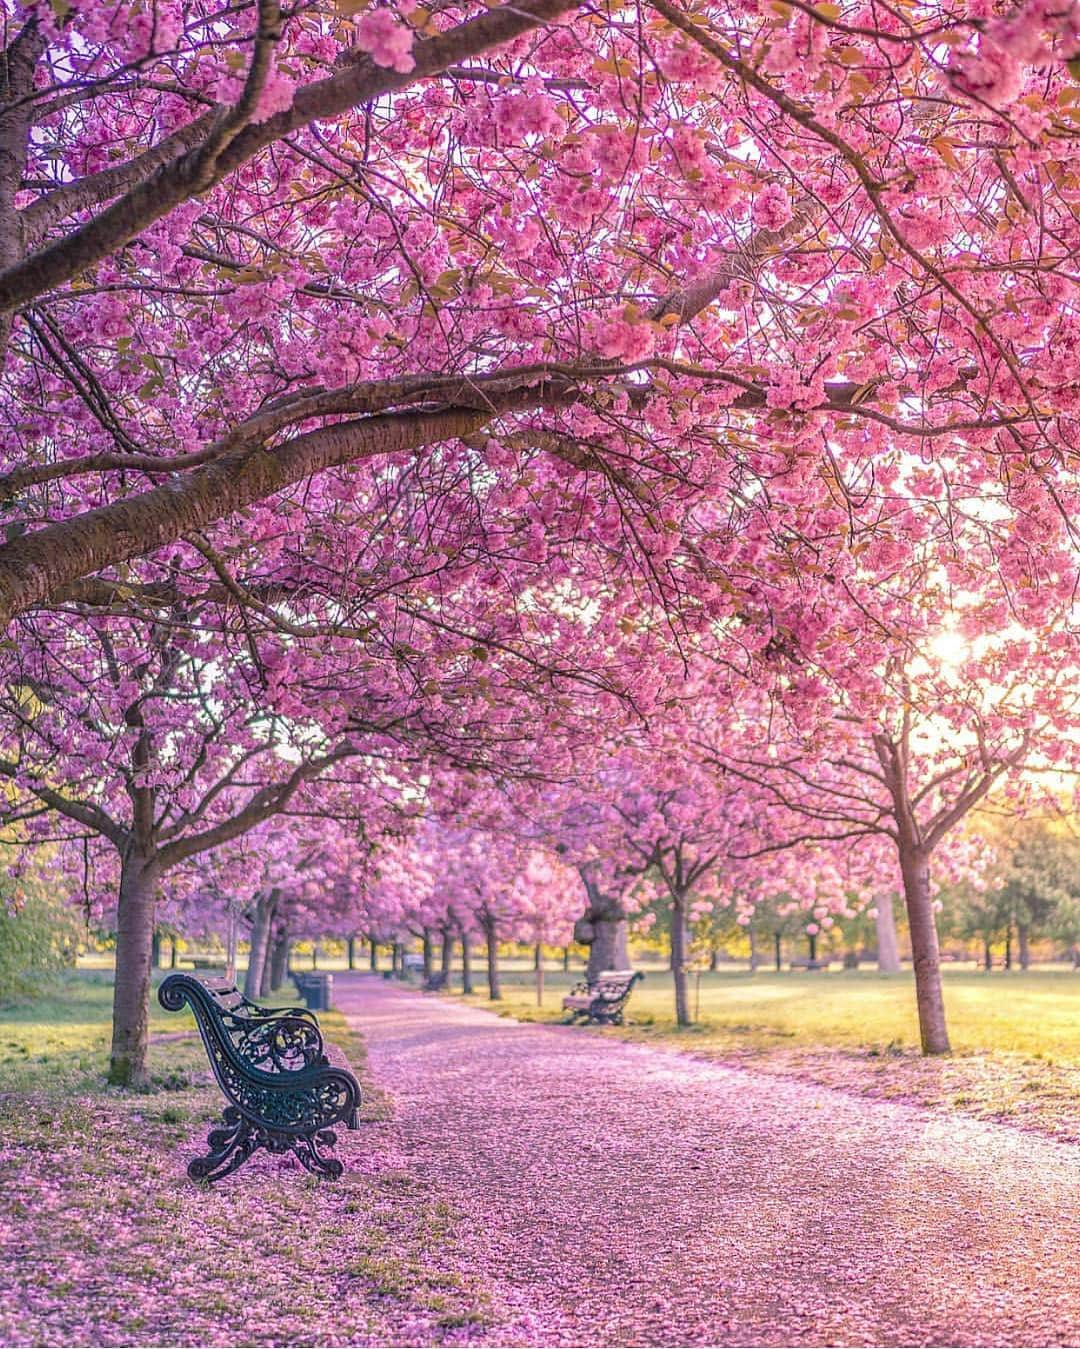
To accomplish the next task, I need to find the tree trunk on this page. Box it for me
[422,927,434,981]
[393,942,404,976]
[311,944,318,970]
[671,895,691,1027]
[577,877,629,982]
[370,938,378,971]
[535,942,544,1006]
[244,889,278,1001]
[151,931,162,969]
[875,891,902,973]
[170,940,178,969]
[709,944,719,972]
[109,849,160,1088]
[440,926,453,984]
[259,929,276,998]
[899,846,951,1054]
[269,929,291,991]
[808,932,818,962]
[461,929,474,994]
[347,936,356,970]
[749,927,760,971]
[1018,924,1031,971]
[984,939,993,971]
[563,946,571,973]
[774,931,782,972]
[1004,925,1013,971]
[483,913,501,1000]
[587,913,630,979]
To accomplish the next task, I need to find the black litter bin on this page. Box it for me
[296,972,333,1012]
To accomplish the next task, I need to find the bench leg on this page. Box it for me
[188,1107,345,1184]
[292,1129,344,1180]
[188,1106,259,1184]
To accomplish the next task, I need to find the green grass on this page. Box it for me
[455,966,1080,1061]
[0,969,205,1095]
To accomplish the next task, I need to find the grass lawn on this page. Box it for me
[0,971,494,1347]
[456,966,1080,1058]
[446,965,1080,1142]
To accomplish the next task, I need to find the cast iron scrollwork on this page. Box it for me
[158,973,362,1185]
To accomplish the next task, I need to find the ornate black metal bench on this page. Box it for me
[158,973,361,1184]
[562,969,643,1025]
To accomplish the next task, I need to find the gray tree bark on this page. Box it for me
[109,848,160,1087]
[671,894,691,1026]
[482,911,501,1000]
[899,847,950,1054]
[876,891,902,973]
[461,928,474,994]
[576,875,630,981]
[243,888,278,1001]
[269,927,291,991]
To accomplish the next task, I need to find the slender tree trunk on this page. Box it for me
[1071,944,1080,970]
[808,932,818,962]
[269,929,291,990]
[347,936,356,970]
[899,845,950,1054]
[311,943,318,970]
[774,931,782,972]
[151,931,162,969]
[562,946,570,973]
[748,927,759,971]
[461,929,474,994]
[709,944,719,972]
[170,940,178,970]
[109,848,160,1088]
[259,929,276,998]
[984,939,993,971]
[483,914,501,1000]
[440,926,453,984]
[393,942,404,976]
[244,889,278,1001]
[422,928,434,981]
[369,938,378,971]
[875,891,902,973]
[535,942,544,1006]
[1004,925,1013,971]
[1018,924,1031,971]
[671,895,691,1027]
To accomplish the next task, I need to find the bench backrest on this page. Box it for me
[159,974,327,1076]
[588,970,642,1002]
[158,973,361,1138]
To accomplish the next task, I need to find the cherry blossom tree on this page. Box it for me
[0,0,1077,669]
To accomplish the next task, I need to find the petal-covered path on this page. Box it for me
[336,974,1080,1348]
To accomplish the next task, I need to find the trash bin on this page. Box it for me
[298,972,332,1012]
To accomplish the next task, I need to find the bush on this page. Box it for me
[0,881,83,997]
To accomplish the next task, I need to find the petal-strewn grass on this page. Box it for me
[0,973,496,1348]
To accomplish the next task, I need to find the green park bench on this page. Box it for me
[562,969,643,1025]
[158,973,361,1184]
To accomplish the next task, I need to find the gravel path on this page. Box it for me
[336,974,1080,1347]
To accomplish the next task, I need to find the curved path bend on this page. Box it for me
[335,974,1080,1347]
